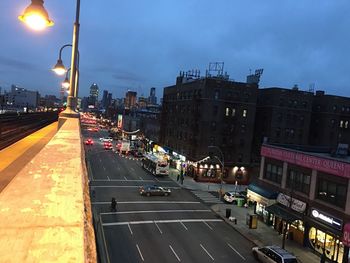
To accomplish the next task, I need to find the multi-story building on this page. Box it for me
[309,91,350,149]
[253,86,314,162]
[89,83,99,107]
[149,87,157,105]
[248,143,350,263]
[101,90,108,109]
[4,85,39,110]
[160,71,260,183]
[138,96,148,108]
[125,90,137,109]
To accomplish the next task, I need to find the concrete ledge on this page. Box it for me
[0,118,96,262]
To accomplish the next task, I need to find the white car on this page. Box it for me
[100,137,113,142]
[252,246,298,263]
[223,191,246,204]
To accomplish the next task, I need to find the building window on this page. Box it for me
[264,162,283,184]
[340,120,344,128]
[345,121,349,129]
[241,124,246,133]
[232,108,236,117]
[225,107,230,116]
[286,168,311,194]
[214,90,219,100]
[243,109,247,118]
[316,176,347,208]
[211,121,216,131]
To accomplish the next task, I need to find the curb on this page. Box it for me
[210,205,261,248]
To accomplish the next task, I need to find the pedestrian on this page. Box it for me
[320,249,326,263]
[180,175,184,185]
[176,174,180,181]
[111,197,117,212]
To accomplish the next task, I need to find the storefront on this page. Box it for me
[265,193,307,245]
[247,183,278,224]
[306,208,345,263]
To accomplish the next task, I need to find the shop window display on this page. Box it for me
[309,227,343,263]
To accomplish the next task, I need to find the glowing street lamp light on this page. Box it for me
[52,59,66,76]
[62,69,71,89]
[18,0,54,31]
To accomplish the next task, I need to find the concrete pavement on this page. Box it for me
[168,168,321,263]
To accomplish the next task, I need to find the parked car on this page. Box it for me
[85,138,94,145]
[134,151,144,158]
[139,185,171,197]
[100,137,113,142]
[252,246,298,263]
[223,191,246,204]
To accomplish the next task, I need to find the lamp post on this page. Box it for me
[208,145,224,200]
[52,45,80,99]
[19,0,81,117]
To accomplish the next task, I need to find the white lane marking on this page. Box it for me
[203,221,213,230]
[227,243,246,261]
[200,244,214,261]
[100,214,111,263]
[169,245,181,262]
[154,221,163,234]
[130,167,135,172]
[107,175,110,181]
[103,166,106,171]
[154,177,160,182]
[124,176,128,180]
[103,219,223,227]
[180,221,188,231]
[136,244,144,261]
[100,209,211,215]
[92,201,201,205]
[127,223,133,235]
[139,177,143,181]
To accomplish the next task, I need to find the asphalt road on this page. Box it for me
[84,129,257,263]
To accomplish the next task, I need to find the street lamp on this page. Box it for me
[18,0,54,31]
[20,0,81,116]
[208,145,224,200]
[62,68,71,89]
[52,44,80,97]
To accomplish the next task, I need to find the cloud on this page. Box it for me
[0,56,39,71]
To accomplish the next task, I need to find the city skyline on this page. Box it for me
[0,1,349,99]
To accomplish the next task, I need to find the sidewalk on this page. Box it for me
[168,168,320,263]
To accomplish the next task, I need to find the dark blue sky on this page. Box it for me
[1,1,349,99]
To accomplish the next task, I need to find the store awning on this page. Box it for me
[248,183,278,199]
[266,204,303,223]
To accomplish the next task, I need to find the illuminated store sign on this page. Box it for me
[311,208,342,230]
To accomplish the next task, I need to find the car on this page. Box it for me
[85,138,94,145]
[100,137,113,142]
[252,246,298,263]
[223,191,246,204]
[139,185,171,197]
[104,142,113,150]
[134,151,144,158]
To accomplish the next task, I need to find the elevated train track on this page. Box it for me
[0,112,58,150]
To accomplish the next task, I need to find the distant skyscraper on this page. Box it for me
[149,87,157,105]
[125,90,137,109]
[101,90,108,109]
[107,93,112,108]
[89,83,99,107]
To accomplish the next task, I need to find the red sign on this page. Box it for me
[261,145,350,178]
[343,223,350,247]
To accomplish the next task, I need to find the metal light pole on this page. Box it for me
[62,0,81,117]
[208,145,224,200]
[19,0,81,117]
